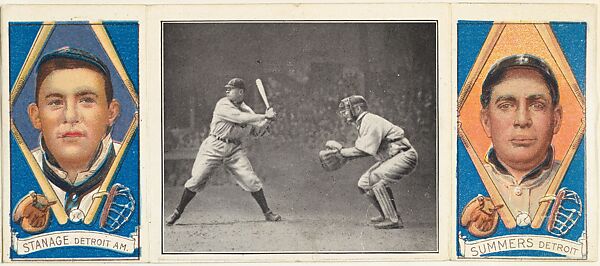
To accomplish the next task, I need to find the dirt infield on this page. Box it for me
[162,142,437,253]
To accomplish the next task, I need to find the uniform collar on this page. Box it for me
[40,133,115,186]
[228,98,244,107]
[355,111,368,129]
[485,146,555,185]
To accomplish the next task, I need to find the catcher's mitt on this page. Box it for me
[13,192,56,234]
[99,183,135,232]
[319,149,347,171]
[325,140,343,151]
[460,195,502,238]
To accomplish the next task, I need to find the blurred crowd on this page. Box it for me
[165,71,435,153]
[164,71,436,185]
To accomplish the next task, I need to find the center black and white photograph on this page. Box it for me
[161,21,438,254]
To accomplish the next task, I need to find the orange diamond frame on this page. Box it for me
[457,23,585,229]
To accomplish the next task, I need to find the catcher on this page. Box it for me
[320,95,418,229]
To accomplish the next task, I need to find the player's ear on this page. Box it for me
[552,104,562,134]
[107,99,121,126]
[28,103,42,130]
[480,108,492,138]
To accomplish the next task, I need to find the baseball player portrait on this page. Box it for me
[166,78,281,225]
[478,54,562,226]
[319,95,418,229]
[456,20,588,258]
[20,47,121,227]
[8,21,140,260]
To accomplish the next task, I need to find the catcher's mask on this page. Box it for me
[545,188,582,236]
[338,95,367,124]
[99,183,135,233]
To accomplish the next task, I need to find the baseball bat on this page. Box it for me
[458,123,516,229]
[10,120,69,224]
[255,79,270,109]
[84,112,139,224]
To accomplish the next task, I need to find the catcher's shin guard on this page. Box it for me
[359,187,385,218]
[372,183,399,223]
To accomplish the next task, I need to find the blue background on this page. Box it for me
[10,22,138,148]
[9,22,140,260]
[456,21,587,258]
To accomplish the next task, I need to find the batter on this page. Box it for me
[166,78,281,225]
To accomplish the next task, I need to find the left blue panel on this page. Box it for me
[9,21,140,260]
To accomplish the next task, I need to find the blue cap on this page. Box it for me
[481,54,559,108]
[37,47,110,77]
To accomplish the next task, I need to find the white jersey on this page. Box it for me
[31,134,121,222]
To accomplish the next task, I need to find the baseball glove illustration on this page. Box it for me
[460,195,502,238]
[99,183,135,232]
[13,192,56,234]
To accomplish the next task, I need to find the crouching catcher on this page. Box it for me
[319,95,418,229]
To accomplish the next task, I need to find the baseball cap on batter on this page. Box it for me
[225,78,246,90]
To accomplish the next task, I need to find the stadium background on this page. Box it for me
[162,23,438,252]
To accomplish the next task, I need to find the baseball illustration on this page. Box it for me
[516,212,532,227]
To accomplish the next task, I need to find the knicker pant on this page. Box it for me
[184,136,263,193]
[358,148,418,190]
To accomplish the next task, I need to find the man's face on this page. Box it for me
[481,68,561,172]
[226,87,245,103]
[338,106,353,124]
[28,68,120,170]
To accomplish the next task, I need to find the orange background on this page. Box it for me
[459,24,584,163]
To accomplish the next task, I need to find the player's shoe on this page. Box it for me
[374,219,403,229]
[370,215,385,223]
[264,210,282,222]
[166,209,181,226]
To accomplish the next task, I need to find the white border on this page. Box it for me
[0,1,596,265]
[451,3,598,261]
[147,3,451,263]
[1,5,148,262]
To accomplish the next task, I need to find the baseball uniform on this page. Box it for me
[484,147,560,225]
[32,134,121,223]
[185,97,267,193]
[167,78,281,225]
[353,112,418,190]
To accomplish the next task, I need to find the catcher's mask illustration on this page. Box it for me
[338,95,367,123]
[544,188,582,236]
[99,183,135,232]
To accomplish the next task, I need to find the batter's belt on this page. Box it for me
[210,134,241,145]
